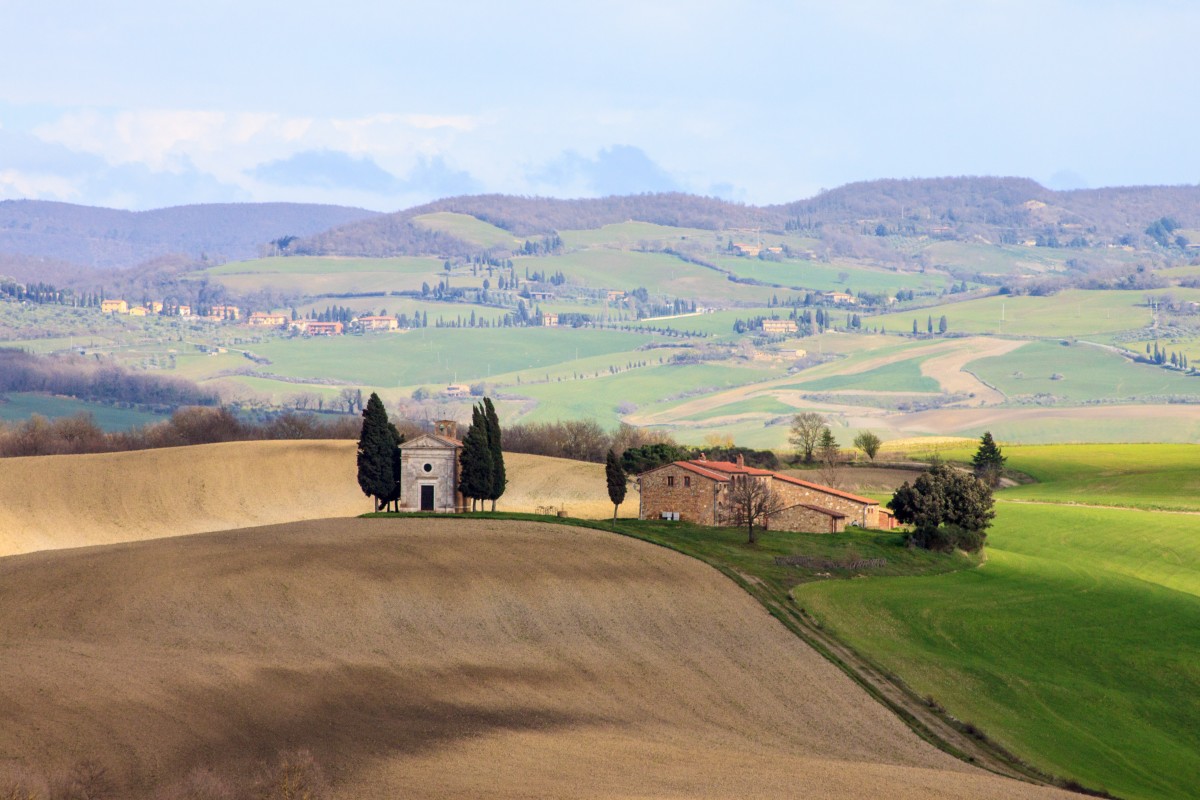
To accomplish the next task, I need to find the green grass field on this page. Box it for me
[871,289,1200,338]
[410,212,523,249]
[970,341,1200,402]
[0,393,169,430]
[558,221,721,249]
[794,500,1200,800]
[789,357,941,393]
[987,443,1200,511]
[248,326,657,387]
[711,255,954,294]
[512,362,779,426]
[523,250,776,304]
[786,444,1200,798]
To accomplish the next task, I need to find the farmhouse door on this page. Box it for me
[420,484,435,511]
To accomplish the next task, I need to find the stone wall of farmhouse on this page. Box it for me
[771,479,879,528]
[766,503,845,534]
[639,465,722,525]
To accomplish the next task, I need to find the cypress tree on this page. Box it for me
[971,431,1006,487]
[483,397,506,511]
[356,393,395,511]
[382,422,405,512]
[459,404,493,512]
[605,449,627,524]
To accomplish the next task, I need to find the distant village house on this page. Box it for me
[249,312,289,327]
[761,319,798,334]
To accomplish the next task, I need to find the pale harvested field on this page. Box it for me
[0,441,622,557]
[632,338,1013,426]
[0,517,1074,799]
[898,403,1200,436]
[919,337,1025,405]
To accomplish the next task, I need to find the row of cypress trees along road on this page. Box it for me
[459,398,506,511]
[356,392,406,512]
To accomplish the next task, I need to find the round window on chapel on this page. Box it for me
[423,463,433,473]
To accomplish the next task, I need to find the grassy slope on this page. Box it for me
[793,358,941,393]
[410,211,522,249]
[711,255,953,294]
[871,290,1200,338]
[794,445,1200,800]
[513,363,779,427]
[996,443,1200,511]
[249,327,655,387]
[969,341,1200,402]
[0,393,169,430]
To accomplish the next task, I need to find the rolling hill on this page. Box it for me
[0,515,1077,799]
[0,199,379,272]
[0,440,625,557]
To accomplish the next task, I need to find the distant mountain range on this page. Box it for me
[3,178,1199,278]
[0,200,379,276]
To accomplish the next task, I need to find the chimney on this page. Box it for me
[436,419,458,439]
[736,454,745,468]
[698,452,707,461]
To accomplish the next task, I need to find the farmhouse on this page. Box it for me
[542,313,559,327]
[821,292,857,305]
[128,306,149,317]
[636,454,892,532]
[294,320,343,336]
[249,312,289,327]
[209,304,240,320]
[761,319,798,334]
[396,420,463,513]
[101,299,128,314]
[356,315,399,332]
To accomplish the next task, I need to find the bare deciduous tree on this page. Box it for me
[789,412,826,463]
[725,476,785,545]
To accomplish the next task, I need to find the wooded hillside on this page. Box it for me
[0,200,379,272]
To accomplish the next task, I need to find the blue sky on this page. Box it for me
[1,1,1197,210]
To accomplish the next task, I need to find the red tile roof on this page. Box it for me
[637,459,878,508]
[769,473,878,506]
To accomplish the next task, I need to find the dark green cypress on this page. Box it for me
[356,393,395,511]
[459,404,493,512]
[605,449,627,524]
[483,397,506,511]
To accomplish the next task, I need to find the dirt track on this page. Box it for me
[0,441,622,557]
[0,517,1074,799]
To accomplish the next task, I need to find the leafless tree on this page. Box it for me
[788,412,826,463]
[726,476,785,545]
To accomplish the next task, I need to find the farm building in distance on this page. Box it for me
[542,313,559,327]
[101,299,128,314]
[396,420,464,513]
[292,320,343,336]
[249,312,289,327]
[761,319,798,334]
[636,454,895,533]
[357,315,400,332]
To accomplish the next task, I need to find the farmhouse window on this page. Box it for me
[667,475,675,487]
[684,476,691,487]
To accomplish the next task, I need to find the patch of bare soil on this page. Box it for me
[0,518,1074,799]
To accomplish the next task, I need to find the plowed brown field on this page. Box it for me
[0,441,622,557]
[0,517,1073,799]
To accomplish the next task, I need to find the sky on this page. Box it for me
[1,1,1197,211]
